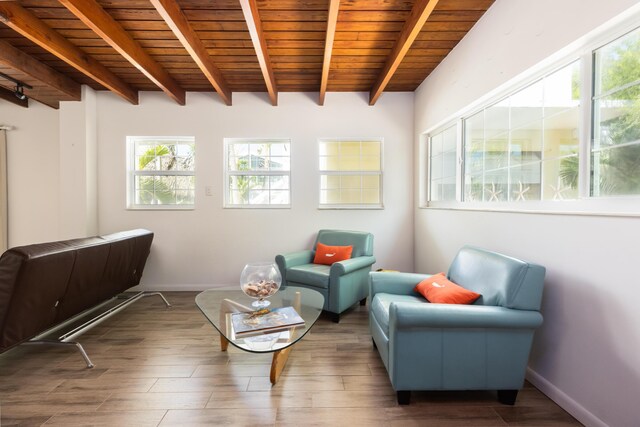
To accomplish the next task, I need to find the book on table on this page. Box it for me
[231,306,305,337]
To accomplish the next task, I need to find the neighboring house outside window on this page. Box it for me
[224,139,291,208]
[127,136,195,209]
[318,138,383,208]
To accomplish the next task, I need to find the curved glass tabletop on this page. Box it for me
[195,286,324,354]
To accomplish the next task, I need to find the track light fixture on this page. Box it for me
[0,71,32,101]
[14,84,26,100]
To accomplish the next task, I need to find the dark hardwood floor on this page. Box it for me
[0,292,581,426]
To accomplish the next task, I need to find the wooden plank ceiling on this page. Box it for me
[0,0,493,108]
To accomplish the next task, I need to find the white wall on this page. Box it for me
[0,100,60,247]
[414,1,640,426]
[97,91,415,289]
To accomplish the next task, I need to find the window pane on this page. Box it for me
[593,88,640,150]
[485,99,509,138]
[484,135,509,170]
[511,122,542,166]
[340,189,361,204]
[592,144,640,196]
[270,190,290,205]
[510,80,544,129]
[465,112,484,175]
[431,154,443,179]
[340,142,360,157]
[544,108,579,158]
[362,189,380,204]
[509,163,541,201]
[361,155,381,171]
[362,141,381,156]
[484,170,508,202]
[429,124,457,202]
[594,28,640,96]
[362,175,380,189]
[319,141,339,156]
[545,61,581,114]
[542,155,579,200]
[464,173,483,201]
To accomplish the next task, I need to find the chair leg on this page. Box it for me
[359,297,367,306]
[397,391,411,405]
[497,390,518,405]
[330,312,340,323]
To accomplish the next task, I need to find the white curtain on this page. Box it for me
[0,129,7,253]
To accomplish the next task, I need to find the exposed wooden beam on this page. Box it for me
[0,2,138,105]
[149,0,231,105]
[0,85,27,108]
[369,0,440,105]
[59,0,185,105]
[319,0,340,106]
[239,0,278,106]
[0,40,80,101]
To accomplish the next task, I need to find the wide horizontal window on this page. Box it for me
[127,136,195,209]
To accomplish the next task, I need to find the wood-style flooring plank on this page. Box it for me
[0,292,580,426]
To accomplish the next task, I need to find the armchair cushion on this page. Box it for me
[286,264,331,289]
[414,273,481,305]
[313,243,353,265]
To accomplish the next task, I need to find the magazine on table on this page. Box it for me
[231,306,305,337]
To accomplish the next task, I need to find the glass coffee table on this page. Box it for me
[195,286,324,384]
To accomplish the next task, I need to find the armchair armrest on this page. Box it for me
[389,303,543,330]
[331,256,376,276]
[370,271,431,298]
[275,250,314,270]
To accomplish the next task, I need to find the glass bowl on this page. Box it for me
[240,262,282,308]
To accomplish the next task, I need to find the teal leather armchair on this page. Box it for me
[276,230,375,322]
[369,246,545,405]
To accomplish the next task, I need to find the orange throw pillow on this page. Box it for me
[313,243,353,265]
[414,272,481,304]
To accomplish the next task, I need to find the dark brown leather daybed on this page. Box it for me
[0,229,169,367]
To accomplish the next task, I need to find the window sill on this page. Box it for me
[318,205,384,210]
[223,205,291,209]
[422,198,640,218]
[127,205,195,211]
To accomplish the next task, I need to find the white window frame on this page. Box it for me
[126,136,195,210]
[318,137,384,209]
[223,138,291,209]
[420,5,640,217]
[427,122,462,203]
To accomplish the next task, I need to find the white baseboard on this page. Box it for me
[526,367,607,427]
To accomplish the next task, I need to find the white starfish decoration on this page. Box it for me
[486,183,502,202]
[513,181,530,201]
[549,178,569,200]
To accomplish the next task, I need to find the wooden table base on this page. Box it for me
[219,333,292,385]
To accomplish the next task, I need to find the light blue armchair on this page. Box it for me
[369,246,545,405]
[276,230,375,322]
